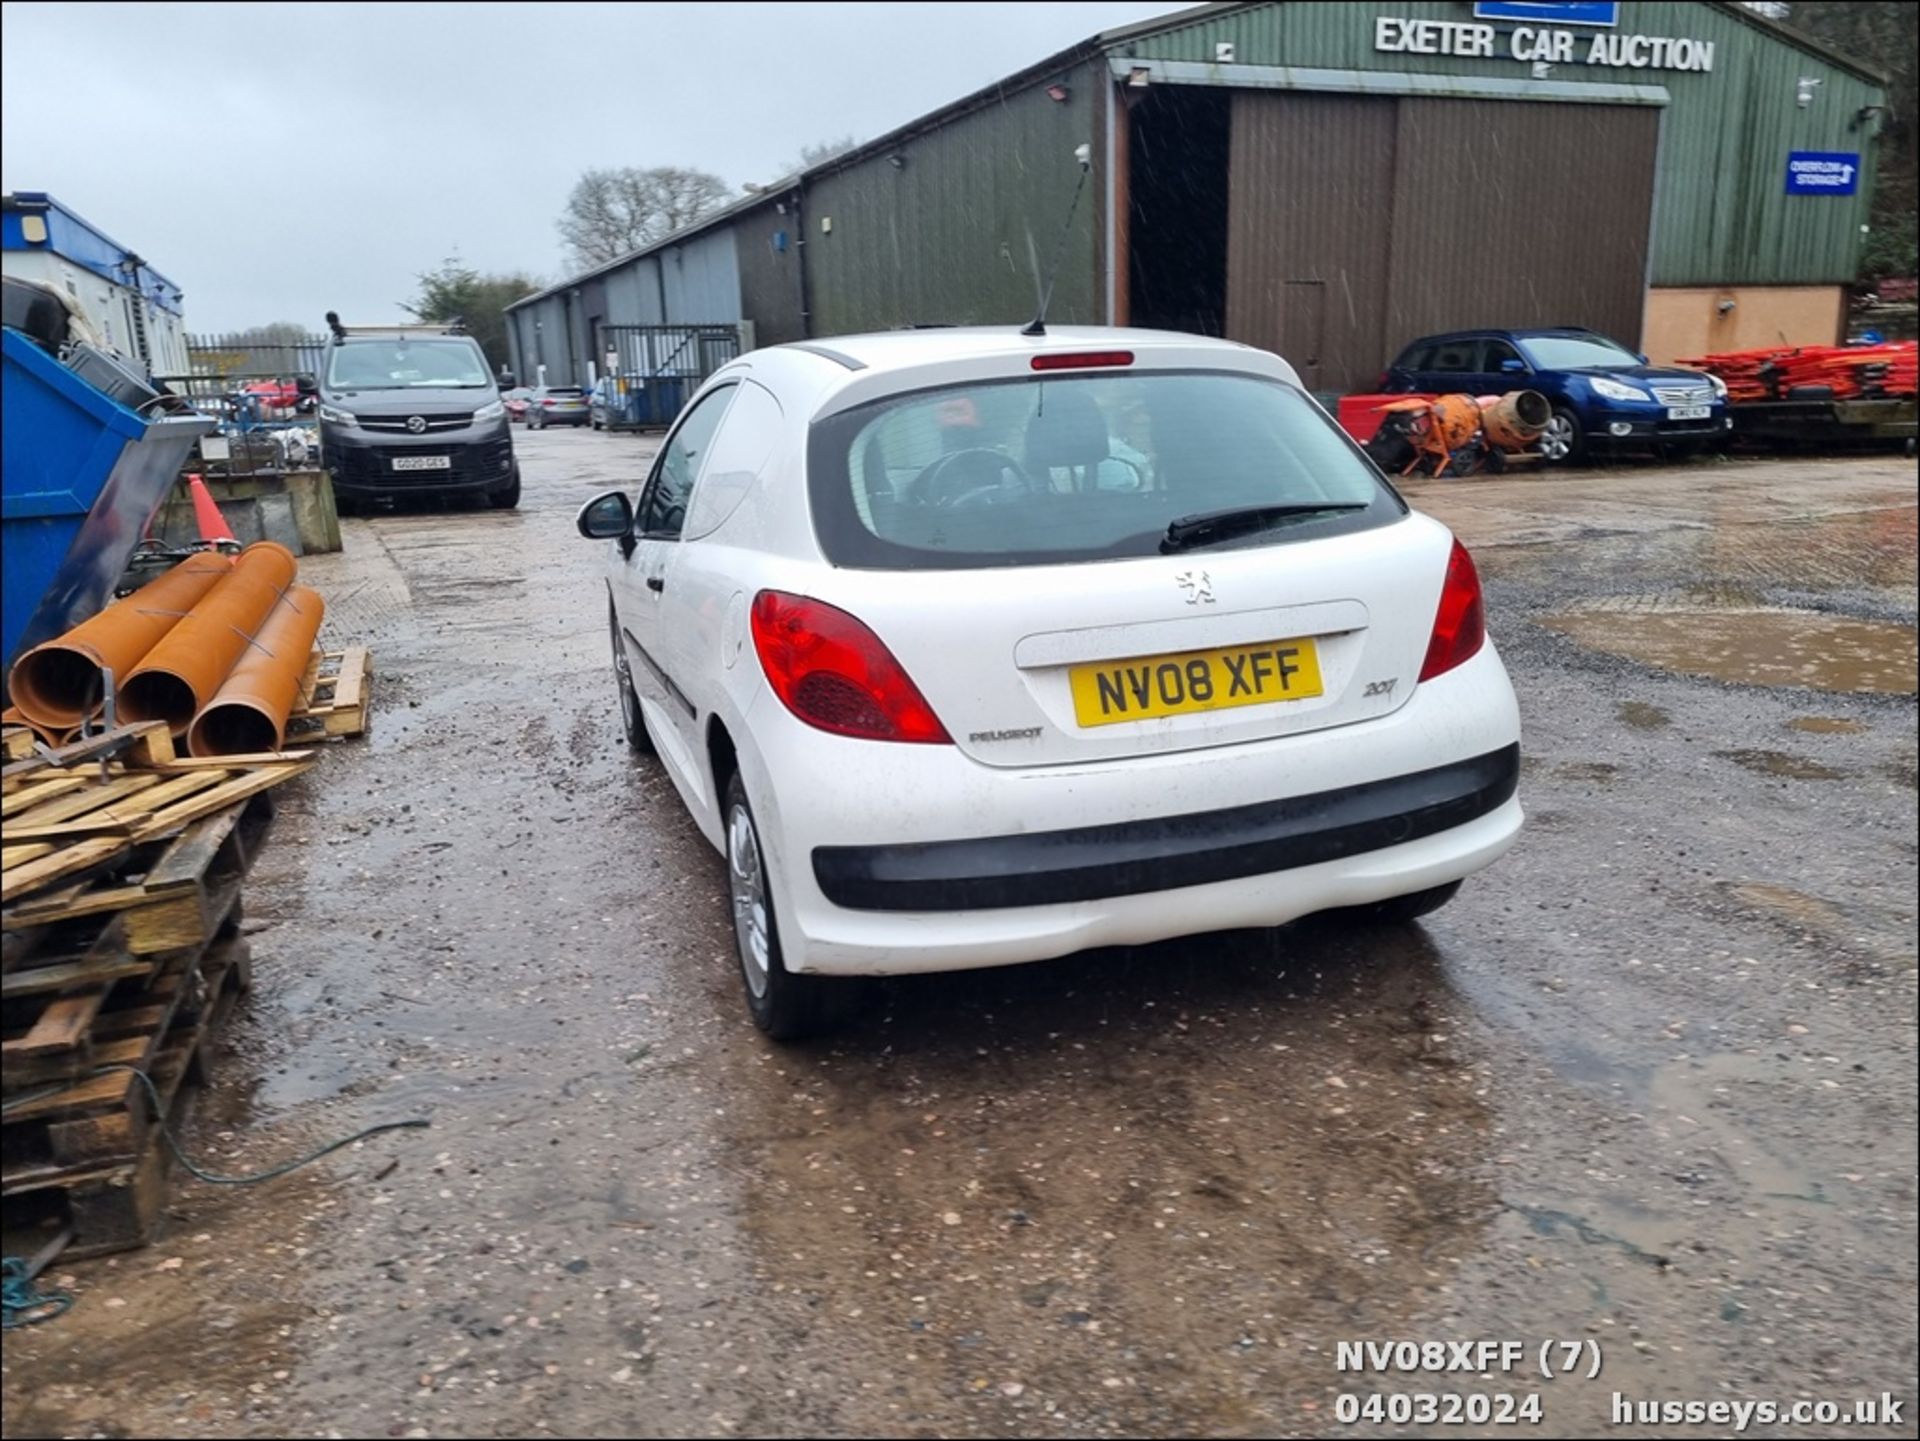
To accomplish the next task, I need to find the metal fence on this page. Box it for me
[185,332,329,381]
[148,334,330,479]
[595,323,743,428]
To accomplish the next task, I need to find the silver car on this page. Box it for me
[527,385,590,429]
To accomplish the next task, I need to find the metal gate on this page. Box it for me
[596,323,743,429]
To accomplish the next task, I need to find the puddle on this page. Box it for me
[1554,760,1619,781]
[1645,1053,1834,1206]
[1787,715,1867,734]
[1723,881,1850,933]
[1617,701,1670,730]
[1541,608,1918,695]
[1714,748,1847,780]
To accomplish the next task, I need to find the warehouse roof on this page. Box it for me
[508,0,1888,316]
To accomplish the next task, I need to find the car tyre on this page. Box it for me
[1540,408,1584,465]
[488,464,521,510]
[610,601,652,754]
[725,772,857,1040]
[1353,880,1462,924]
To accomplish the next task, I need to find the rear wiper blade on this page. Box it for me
[1161,503,1367,553]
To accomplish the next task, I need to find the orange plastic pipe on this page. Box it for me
[186,585,325,757]
[7,552,233,729]
[121,541,298,736]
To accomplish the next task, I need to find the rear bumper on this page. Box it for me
[743,642,1523,976]
[815,744,1517,911]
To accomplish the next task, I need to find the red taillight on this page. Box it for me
[750,591,951,744]
[1419,540,1486,682]
[541,398,556,406]
[1031,350,1133,371]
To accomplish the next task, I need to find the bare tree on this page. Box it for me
[557,166,733,270]
[787,134,859,174]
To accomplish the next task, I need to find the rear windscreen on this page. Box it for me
[808,371,1401,569]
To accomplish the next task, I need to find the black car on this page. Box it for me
[314,325,520,509]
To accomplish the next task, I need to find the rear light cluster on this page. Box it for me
[750,591,951,744]
[1419,539,1486,682]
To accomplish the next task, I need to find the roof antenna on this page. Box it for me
[1022,143,1093,337]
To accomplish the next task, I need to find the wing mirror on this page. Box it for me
[577,490,633,549]
[1499,357,1526,374]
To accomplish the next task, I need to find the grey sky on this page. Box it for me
[2,0,1185,333]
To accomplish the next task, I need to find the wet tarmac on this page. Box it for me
[4,439,1914,1439]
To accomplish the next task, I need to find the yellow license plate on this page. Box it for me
[1069,637,1325,727]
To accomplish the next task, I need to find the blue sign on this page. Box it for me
[1785,151,1860,196]
[1473,1,1618,26]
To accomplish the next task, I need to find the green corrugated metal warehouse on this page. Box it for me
[519,1,1889,396]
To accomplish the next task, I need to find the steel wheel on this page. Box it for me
[728,801,771,998]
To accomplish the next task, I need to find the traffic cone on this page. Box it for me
[186,473,237,547]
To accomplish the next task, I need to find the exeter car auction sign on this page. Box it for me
[1376,9,1715,73]
[1785,152,1860,196]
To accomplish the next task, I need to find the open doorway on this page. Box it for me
[1126,85,1229,336]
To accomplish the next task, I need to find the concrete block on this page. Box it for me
[258,492,303,553]
[283,470,342,554]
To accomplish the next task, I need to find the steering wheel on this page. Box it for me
[907,448,1039,509]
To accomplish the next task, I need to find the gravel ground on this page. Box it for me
[4,434,1913,1439]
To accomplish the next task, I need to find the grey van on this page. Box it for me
[314,326,520,510]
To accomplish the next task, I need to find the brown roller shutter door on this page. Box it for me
[1227,91,1659,395]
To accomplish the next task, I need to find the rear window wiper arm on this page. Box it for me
[1161,503,1368,553]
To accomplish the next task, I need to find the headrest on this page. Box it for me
[1024,386,1109,471]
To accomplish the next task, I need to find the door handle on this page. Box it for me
[646,576,665,593]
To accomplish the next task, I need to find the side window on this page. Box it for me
[1394,343,1431,372]
[683,382,783,540]
[1428,340,1477,373]
[1480,339,1524,373]
[638,384,737,537]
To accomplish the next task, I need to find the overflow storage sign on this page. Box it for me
[1785,152,1860,196]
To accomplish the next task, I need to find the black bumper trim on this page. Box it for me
[812,743,1520,912]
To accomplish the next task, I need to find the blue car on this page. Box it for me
[1383,327,1731,464]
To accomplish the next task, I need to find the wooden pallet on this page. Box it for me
[1,940,247,1259]
[283,647,371,741]
[1,929,248,1178]
[4,790,272,964]
[1,725,309,905]
[2,787,267,1169]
